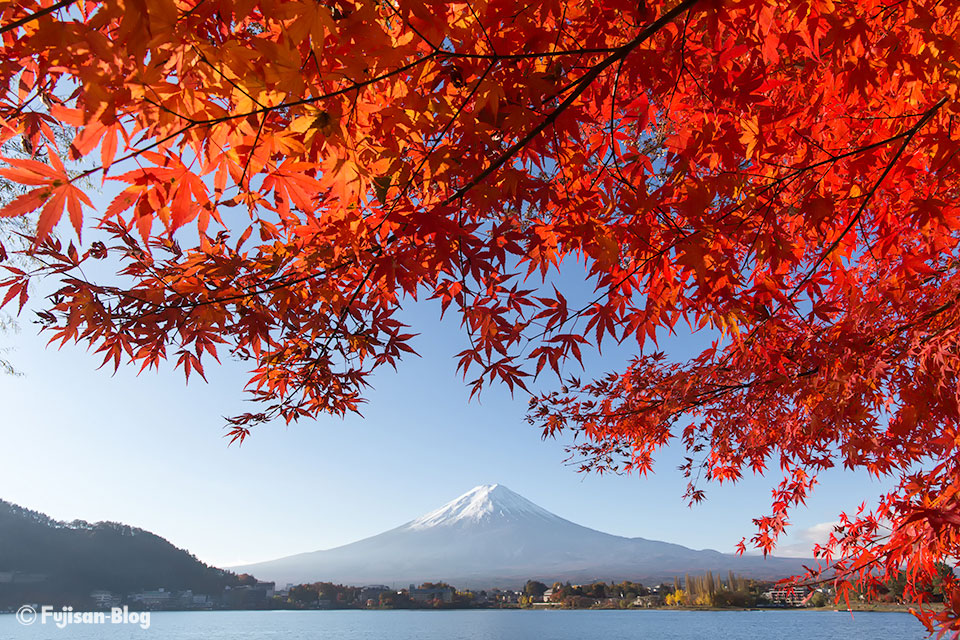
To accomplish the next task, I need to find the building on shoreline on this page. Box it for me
[409,584,455,604]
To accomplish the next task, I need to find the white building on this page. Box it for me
[89,590,121,608]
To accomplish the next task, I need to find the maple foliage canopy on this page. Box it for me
[2,0,960,630]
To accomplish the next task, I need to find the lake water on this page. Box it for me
[0,609,931,639]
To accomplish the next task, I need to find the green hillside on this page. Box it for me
[0,499,246,606]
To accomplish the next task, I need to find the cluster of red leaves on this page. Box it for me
[2,0,960,631]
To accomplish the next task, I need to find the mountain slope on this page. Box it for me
[0,499,243,605]
[234,484,809,588]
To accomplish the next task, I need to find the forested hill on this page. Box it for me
[0,499,244,605]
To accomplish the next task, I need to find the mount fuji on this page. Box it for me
[232,484,809,588]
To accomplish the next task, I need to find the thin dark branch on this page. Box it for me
[788,97,947,301]
[0,0,77,36]
[443,0,702,206]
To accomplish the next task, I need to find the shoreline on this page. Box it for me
[0,605,923,615]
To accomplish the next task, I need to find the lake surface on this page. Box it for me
[0,609,931,639]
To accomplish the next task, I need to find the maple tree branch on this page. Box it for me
[54,18,695,222]
[606,58,627,174]
[464,0,497,57]
[71,123,194,183]
[383,1,440,51]
[105,256,361,316]
[444,0,702,205]
[0,0,77,36]
[553,272,960,432]
[51,64,511,347]
[192,46,265,109]
[664,9,691,115]
[713,104,952,226]
[439,46,622,60]
[105,65,502,321]
[257,259,381,423]
[238,114,267,190]
[788,97,947,301]
[879,291,960,343]
[670,97,956,391]
[748,103,949,189]
[403,61,495,207]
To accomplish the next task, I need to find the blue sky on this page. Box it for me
[0,238,893,570]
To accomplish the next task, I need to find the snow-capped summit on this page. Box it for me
[405,484,559,530]
[231,484,808,588]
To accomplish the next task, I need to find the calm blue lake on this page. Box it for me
[0,609,931,639]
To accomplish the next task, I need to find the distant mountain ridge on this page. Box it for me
[233,484,811,588]
[0,499,242,606]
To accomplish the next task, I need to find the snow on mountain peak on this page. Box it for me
[404,484,559,530]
